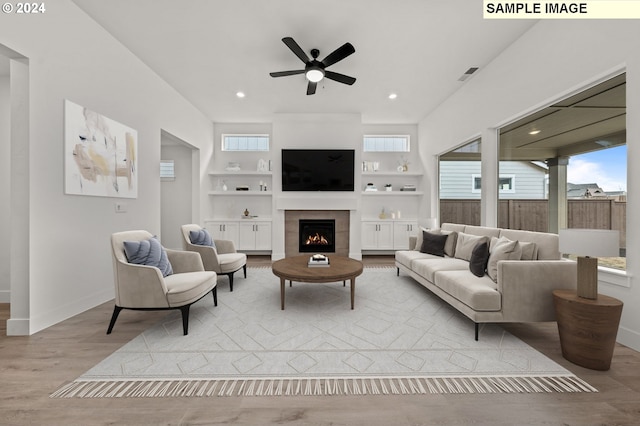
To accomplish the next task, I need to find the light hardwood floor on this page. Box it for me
[1,255,639,425]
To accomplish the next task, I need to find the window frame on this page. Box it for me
[221,134,270,152]
[363,135,411,152]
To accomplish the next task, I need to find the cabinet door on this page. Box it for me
[238,222,256,250]
[205,221,226,240]
[361,222,380,249]
[394,221,418,250]
[254,222,272,250]
[223,222,240,248]
[205,221,239,247]
[376,222,394,249]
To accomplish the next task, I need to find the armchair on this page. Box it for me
[181,224,247,291]
[108,230,217,336]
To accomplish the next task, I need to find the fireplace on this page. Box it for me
[299,219,336,253]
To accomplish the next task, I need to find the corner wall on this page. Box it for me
[0,0,214,334]
[419,20,640,350]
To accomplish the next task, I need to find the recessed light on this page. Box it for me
[236,92,246,98]
[388,93,398,100]
[529,129,541,135]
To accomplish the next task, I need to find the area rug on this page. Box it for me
[52,267,596,398]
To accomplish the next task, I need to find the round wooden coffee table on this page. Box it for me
[272,255,363,310]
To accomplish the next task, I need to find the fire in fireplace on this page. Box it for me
[299,219,336,253]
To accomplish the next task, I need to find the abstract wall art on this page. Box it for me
[64,99,138,198]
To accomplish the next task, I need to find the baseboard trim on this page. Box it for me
[6,317,30,335]
[0,289,10,303]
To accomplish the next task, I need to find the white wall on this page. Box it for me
[161,143,194,250]
[0,0,214,334]
[0,75,9,302]
[271,113,364,259]
[419,20,640,350]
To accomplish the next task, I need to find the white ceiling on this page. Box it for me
[71,0,536,123]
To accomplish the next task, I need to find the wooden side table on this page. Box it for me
[553,289,623,371]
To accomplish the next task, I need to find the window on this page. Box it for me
[363,135,410,152]
[222,134,269,152]
[160,160,175,181]
[471,174,515,193]
[499,175,515,192]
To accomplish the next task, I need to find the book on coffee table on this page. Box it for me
[308,254,330,267]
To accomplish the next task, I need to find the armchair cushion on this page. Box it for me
[189,229,216,249]
[123,236,173,277]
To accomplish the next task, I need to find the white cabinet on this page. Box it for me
[238,221,272,251]
[362,220,418,251]
[361,221,394,250]
[204,221,240,247]
[393,221,419,250]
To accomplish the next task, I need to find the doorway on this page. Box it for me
[160,130,199,250]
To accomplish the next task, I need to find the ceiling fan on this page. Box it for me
[269,37,356,95]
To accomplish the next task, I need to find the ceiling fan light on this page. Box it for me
[306,68,324,83]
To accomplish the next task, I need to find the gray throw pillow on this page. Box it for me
[189,229,216,249]
[123,236,173,277]
[487,238,522,282]
[420,230,448,257]
[454,232,488,262]
[469,241,489,277]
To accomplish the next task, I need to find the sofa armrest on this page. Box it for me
[214,239,237,254]
[166,249,205,273]
[497,260,577,322]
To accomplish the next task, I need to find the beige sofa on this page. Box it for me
[395,223,577,340]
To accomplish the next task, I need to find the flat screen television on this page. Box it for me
[282,149,355,191]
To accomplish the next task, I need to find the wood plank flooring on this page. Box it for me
[1,255,639,425]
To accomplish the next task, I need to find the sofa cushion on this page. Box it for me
[395,250,438,269]
[499,228,558,260]
[420,230,448,257]
[440,230,458,257]
[487,237,522,282]
[454,232,489,261]
[412,257,469,282]
[469,241,489,277]
[434,270,501,311]
[412,226,429,251]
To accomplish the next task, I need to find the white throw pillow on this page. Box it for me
[454,232,488,262]
[487,237,523,282]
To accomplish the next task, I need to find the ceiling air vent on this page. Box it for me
[458,67,479,82]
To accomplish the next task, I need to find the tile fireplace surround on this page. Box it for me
[285,210,350,257]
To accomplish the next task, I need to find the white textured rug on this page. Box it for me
[52,267,595,398]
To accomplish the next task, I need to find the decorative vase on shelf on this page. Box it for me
[222,180,228,191]
[244,208,250,217]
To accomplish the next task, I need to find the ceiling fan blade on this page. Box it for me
[321,42,355,68]
[307,81,317,95]
[270,70,305,78]
[324,71,356,85]
[282,37,310,63]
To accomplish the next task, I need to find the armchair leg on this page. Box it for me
[475,323,479,341]
[106,305,123,334]
[228,273,234,292]
[243,264,247,278]
[212,286,217,306]
[180,305,190,336]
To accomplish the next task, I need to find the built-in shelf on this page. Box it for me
[208,171,273,177]
[208,191,273,196]
[205,217,273,221]
[361,191,424,196]
[361,171,423,177]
